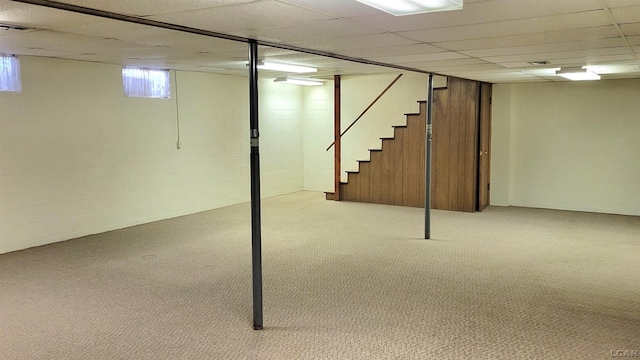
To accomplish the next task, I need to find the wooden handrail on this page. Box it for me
[326,73,403,151]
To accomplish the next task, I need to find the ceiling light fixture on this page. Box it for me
[356,0,463,16]
[248,61,317,73]
[555,67,601,81]
[274,77,323,86]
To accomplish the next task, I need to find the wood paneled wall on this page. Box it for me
[339,77,485,212]
[432,77,479,212]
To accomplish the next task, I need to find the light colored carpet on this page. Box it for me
[1,191,638,360]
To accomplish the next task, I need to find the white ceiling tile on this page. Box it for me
[350,0,603,33]
[11,48,83,57]
[260,52,325,63]
[398,58,490,68]
[231,19,383,43]
[336,43,446,58]
[400,11,611,43]
[585,64,640,74]
[127,30,245,52]
[427,63,507,71]
[148,1,335,33]
[599,73,640,79]
[0,4,97,29]
[46,39,160,56]
[611,6,640,24]
[370,52,468,63]
[0,1,26,12]
[515,67,562,77]
[285,33,419,54]
[459,37,626,57]
[481,46,632,63]
[0,30,101,48]
[57,0,257,16]
[604,0,640,8]
[619,23,640,35]
[61,53,121,63]
[502,53,637,68]
[434,26,618,51]
[53,19,168,41]
[627,36,640,45]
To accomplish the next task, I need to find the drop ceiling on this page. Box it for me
[1,0,639,83]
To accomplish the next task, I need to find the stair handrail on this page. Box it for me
[326,73,403,151]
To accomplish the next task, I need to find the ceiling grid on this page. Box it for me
[1,0,639,82]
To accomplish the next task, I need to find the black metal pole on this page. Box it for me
[248,40,263,330]
[425,74,434,239]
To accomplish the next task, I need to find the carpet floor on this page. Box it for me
[1,191,638,359]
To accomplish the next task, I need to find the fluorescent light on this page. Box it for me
[556,67,601,81]
[274,77,323,86]
[357,0,463,16]
[255,61,317,73]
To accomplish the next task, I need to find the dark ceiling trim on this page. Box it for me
[11,0,442,76]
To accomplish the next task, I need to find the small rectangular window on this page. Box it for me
[122,67,170,98]
[0,55,22,92]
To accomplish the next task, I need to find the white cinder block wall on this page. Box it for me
[0,56,303,254]
[302,82,334,192]
[491,79,640,216]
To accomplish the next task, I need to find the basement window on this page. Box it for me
[0,55,22,92]
[122,67,171,98]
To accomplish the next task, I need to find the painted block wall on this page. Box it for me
[491,79,640,216]
[302,82,334,192]
[0,56,303,254]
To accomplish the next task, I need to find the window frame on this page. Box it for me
[122,66,171,99]
[0,55,22,93]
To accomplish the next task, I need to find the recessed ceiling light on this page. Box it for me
[556,67,601,81]
[357,0,463,16]
[274,77,323,86]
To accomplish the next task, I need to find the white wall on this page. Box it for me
[491,79,640,216]
[0,56,303,254]
[302,82,334,192]
[490,84,512,206]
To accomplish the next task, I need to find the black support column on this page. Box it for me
[248,40,263,330]
[425,74,434,239]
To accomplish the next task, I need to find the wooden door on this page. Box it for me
[477,83,492,211]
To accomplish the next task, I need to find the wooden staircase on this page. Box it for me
[326,77,491,212]
[328,101,428,208]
